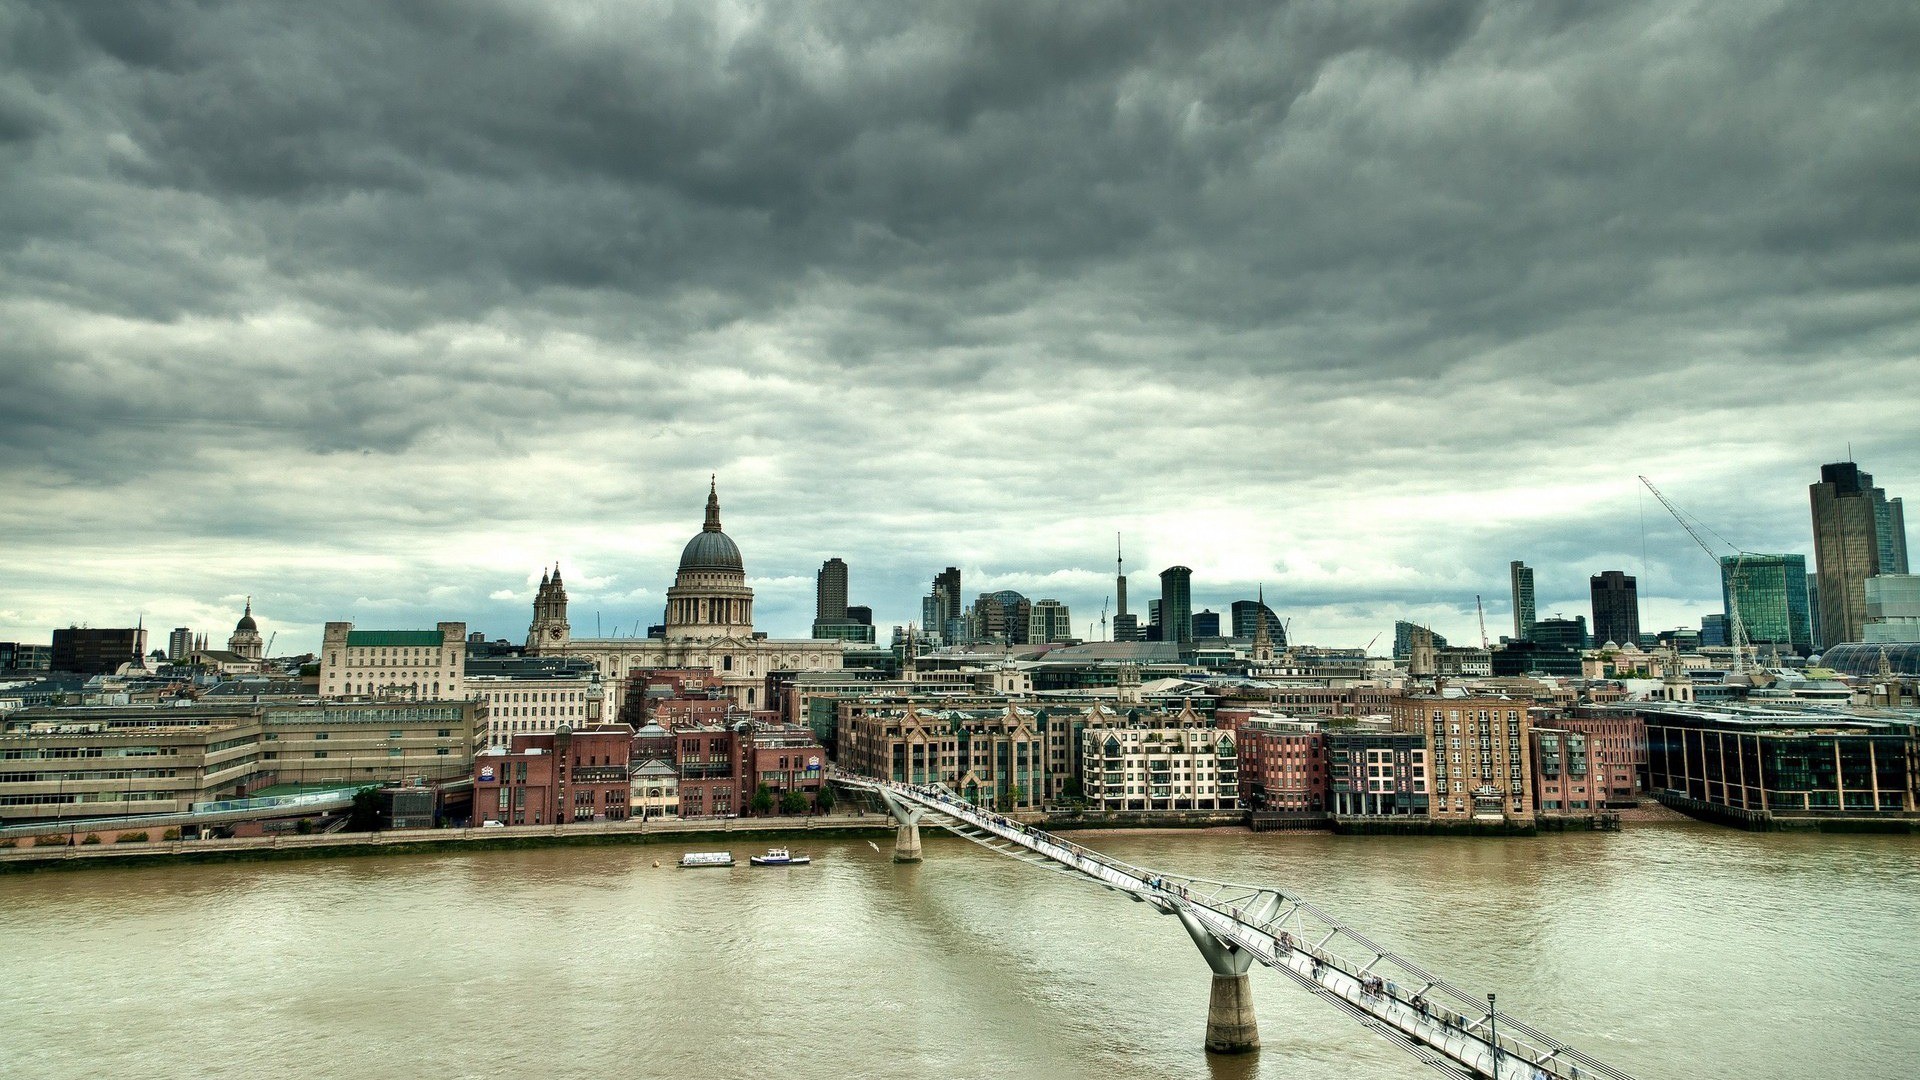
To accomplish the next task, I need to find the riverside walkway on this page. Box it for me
[836,772,1638,1080]
[0,813,889,867]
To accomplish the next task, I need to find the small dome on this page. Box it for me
[235,598,258,632]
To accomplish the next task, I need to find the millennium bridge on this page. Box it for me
[833,773,1638,1080]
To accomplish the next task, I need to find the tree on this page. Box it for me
[749,784,775,815]
[779,790,807,816]
[348,787,383,832]
[1005,785,1025,807]
[814,784,836,815]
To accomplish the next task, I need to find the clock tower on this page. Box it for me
[527,565,572,649]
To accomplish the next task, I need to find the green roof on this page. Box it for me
[345,630,446,647]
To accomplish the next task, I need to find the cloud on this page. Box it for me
[0,0,1916,654]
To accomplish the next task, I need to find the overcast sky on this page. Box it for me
[2,1,1916,657]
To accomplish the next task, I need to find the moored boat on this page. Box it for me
[678,851,735,868]
[749,847,811,866]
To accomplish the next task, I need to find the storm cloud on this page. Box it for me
[2,0,1916,653]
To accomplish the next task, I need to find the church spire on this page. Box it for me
[703,474,723,532]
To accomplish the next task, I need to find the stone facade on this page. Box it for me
[319,622,467,701]
[526,482,842,708]
[1390,693,1535,823]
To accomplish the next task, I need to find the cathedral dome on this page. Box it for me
[680,530,743,571]
[235,599,258,632]
[678,479,744,572]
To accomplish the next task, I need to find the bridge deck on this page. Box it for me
[837,774,1638,1080]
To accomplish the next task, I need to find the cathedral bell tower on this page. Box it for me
[528,565,572,650]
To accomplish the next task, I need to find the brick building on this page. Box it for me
[1233,723,1326,812]
[473,724,633,826]
[1555,711,1646,807]
[1529,727,1604,815]
[1391,692,1535,823]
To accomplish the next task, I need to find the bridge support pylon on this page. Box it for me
[1175,908,1259,1055]
[875,789,925,863]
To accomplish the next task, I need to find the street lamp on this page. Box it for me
[1487,993,1498,1079]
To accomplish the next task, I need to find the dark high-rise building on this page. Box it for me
[1112,614,1141,642]
[1590,571,1640,648]
[1159,567,1193,645]
[51,626,148,675]
[845,605,872,626]
[1720,554,1813,654]
[1531,616,1589,651]
[1811,462,1908,647]
[1192,610,1221,638]
[167,627,194,661]
[815,558,849,622]
[1230,599,1286,644]
[1701,613,1728,648]
[1510,561,1536,641]
[971,591,1031,644]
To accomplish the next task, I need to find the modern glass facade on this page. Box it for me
[1719,554,1813,653]
[1645,710,1914,817]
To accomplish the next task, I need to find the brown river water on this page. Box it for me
[2,823,1915,1079]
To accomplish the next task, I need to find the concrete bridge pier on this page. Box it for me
[1176,908,1259,1055]
[876,789,925,863]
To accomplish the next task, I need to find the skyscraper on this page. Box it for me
[1719,554,1813,654]
[1810,462,1906,647]
[1028,599,1073,644]
[1590,571,1640,647]
[167,626,194,661]
[1701,614,1729,648]
[1114,534,1128,622]
[1192,610,1221,638]
[1510,561,1536,641]
[815,558,849,622]
[1806,573,1822,647]
[934,567,962,630]
[1159,566,1193,645]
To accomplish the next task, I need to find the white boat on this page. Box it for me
[678,851,735,868]
[749,847,811,867]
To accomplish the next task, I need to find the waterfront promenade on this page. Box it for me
[0,813,893,870]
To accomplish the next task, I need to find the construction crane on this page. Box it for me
[1100,596,1110,642]
[1639,475,1753,675]
[1475,596,1488,649]
[265,631,277,657]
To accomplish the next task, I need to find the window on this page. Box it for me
[314,750,329,759]
[314,732,329,741]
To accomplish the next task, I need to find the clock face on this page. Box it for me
[549,627,563,639]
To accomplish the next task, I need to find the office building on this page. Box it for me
[167,627,195,661]
[1590,571,1640,648]
[321,622,467,700]
[811,558,875,643]
[1192,609,1220,638]
[51,627,148,676]
[1864,575,1920,643]
[1230,599,1286,644]
[934,567,962,627]
[1639,703,1916,822]
[1719,554,1813,653]
[466,655,605,747]
[1114,534,1129,631]
[1,643,52,671]
[1028,599,1073,645]
[0,698,485,828]
[815,558,848,622]
[1392,620,1448,661]
[1531,616,1589,651]
[1701,614,1728,648]
[1807,573,1822,647]
[1510,561,1536,640]
[1159,566,1193,645]
[971,591,1031,644]
[1112,614,1141,643]
[1810,462,1908,647]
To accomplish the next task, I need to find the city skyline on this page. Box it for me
[2,5,1916,655]
[7,461,1911,656]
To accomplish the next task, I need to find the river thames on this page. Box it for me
[3,823,1916,1079]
